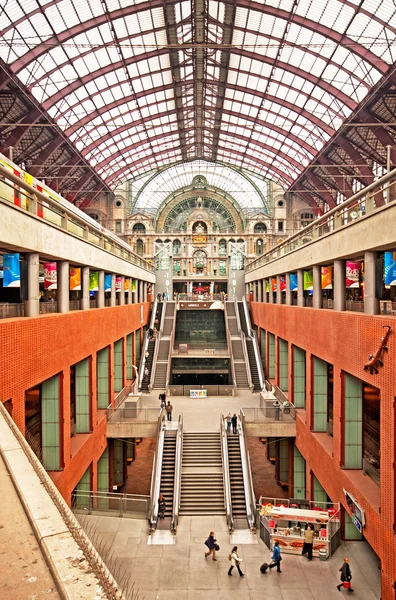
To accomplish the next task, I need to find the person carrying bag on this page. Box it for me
[228,546,244,577]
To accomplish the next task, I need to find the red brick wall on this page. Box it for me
[0,303,150,502]
[251,302,395,599]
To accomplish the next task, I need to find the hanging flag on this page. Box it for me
[124,278,130,291]
[384,251,396,286]
[280,276,286,292]
[265,280,270,292]
[346,261,361,288]
[69,267,81,291]
[89,271,99,291]
[104,274,112,292]
[303,271,313,290]
[3,253,20,287]
[290,273,298,291]
[272,278,277,292]
[115,276,122,292]
[44,262,57,290]
[131,279,137,292]
[321,266,333,289]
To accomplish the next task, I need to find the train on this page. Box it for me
[0,152,136,257]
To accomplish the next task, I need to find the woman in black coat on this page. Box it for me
[337,557,353,592]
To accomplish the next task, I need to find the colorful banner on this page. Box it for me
[43,262,57,290]
[265,280,270,292]
[303,270,313,291]
[210,281,214,294]
[384,251,396,286]
[89,271,99,291]
[104,274,112,292]
[280,276,286,292]
[115,276,122,292]
[131,279,137,292]
[321,266,333,290]
[3,253,20,287]
[124,278,130,292]
[69,267,81,291]
[290,273,298,291]
[346,261,361,288]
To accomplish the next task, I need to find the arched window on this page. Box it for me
[133,223,146,234]
[219,239,227,256]
[237,238,244,244]
[255,239,263,255]
[193,250,207,274]
[173,239,181,256]
[300,212,315,228]
[136,239,144,256]
[254,222,267,233]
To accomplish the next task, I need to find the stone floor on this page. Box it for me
[78,514,381,600]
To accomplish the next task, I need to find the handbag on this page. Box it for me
[214,544,220,551]
[343,582,351,589]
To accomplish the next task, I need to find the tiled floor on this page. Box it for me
[78,514,381,600]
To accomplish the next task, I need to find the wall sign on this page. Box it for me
[343,489,365,533]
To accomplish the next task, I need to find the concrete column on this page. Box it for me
[268,279,274,304]
[57,261,69,313]
[276,275,282,305]
[139,280,144,303]
[143,281,148,302]
[119,276,125,306]
[81,266,90,311]
[313,265,322,309]
[97,270,104,308]
[364,251,380,315]
[110,274,116,307]
[285,273,292,306]
[297,269,304,307]
[128,283,132,305]
[334,260,346,312]
[257,280,262,303]
[24,253,40,317]
[263,280,268,303]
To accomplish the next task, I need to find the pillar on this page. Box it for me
[245,283,249,299]
[81,266,90,311]
[333,260,346,312]
[263,279,268,304]
[128,283,132,305]
[313,265,322,309]
[297,269,304,307]
[286,273,292,306]
[268,279,274,304]
[119,276,125,306]
[139,280,143,303]
[57,261,69,313]
[257,280,262,303]
[24,253,40,317]
[143,281,148,302]
[110,274,116,307]
[276,275,282,305]
[364,251,380,315]
[97,270,104,308]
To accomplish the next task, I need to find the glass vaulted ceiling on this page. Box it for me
[1,0,395,191]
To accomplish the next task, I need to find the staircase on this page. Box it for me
[246,338,261,391]
[157,431,176,527]
[140,339,155,392]
[232,339,250,389]
[227,434,247,525]
[152,339,170,389]
[180,432,225,515]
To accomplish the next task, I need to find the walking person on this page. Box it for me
[228,546,244,576]
[269,540,282,572]
[158,494,166,519]
[159,392,166,408]
[302,524,314,561]
[204,531,218,560]
[337,557,354,592]
[165,400,173,421]
[231,413,238,435]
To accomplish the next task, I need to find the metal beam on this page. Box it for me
[192,0,206,157]
[1,108,42,149]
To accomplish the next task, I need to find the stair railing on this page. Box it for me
[240,331,254,391]
[242,296,265,390]
[234,297,242,333]
[224,304,237,390]
[220,415,234,532]
[238,408,257,531]
[138,298,158,388]
[171,414,183,533]
[165,302,176,391]
[148,411,166,532]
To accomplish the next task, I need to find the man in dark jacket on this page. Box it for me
[231,413,238,434]
[204,531,217,560]
[337,557,353,592]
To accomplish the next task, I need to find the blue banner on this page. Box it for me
[104,273,112,292]
[3,253,20,287]
[290,273,298,291]
[384,252,396,286]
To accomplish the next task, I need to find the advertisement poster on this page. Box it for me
[124,278,130,291]
[272,278,277,292]
[3,253,20,287]
[280,276,286,292]
[44,262,57,290]
[290,273,298,291]
[303,270,313,290]
[384,251,396,286]
[346,261,361,288]
[265,280,270,292]
[115,276,122,292]
[131,279,137,292]
[89,271,99,291]
[321,266,333,289]
[104,274,112,292]
[69,267,81,291]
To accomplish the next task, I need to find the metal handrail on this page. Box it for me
[234,297,242,333]
[242,296,265,390]
[240,331,254,391]
[220,414,234,532]
[148,412,166,531]
[239,409,257,530]
[165,302,176,391]
[224,303,237,389]
[138,298,158,389]
[247,167,396,273]
[171,414,183,533]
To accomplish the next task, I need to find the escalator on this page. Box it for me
[227,434,247,526]
[140,338,155,392]
[152,301,175,390]
[157,431,176,527]
[237,300,264,391]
